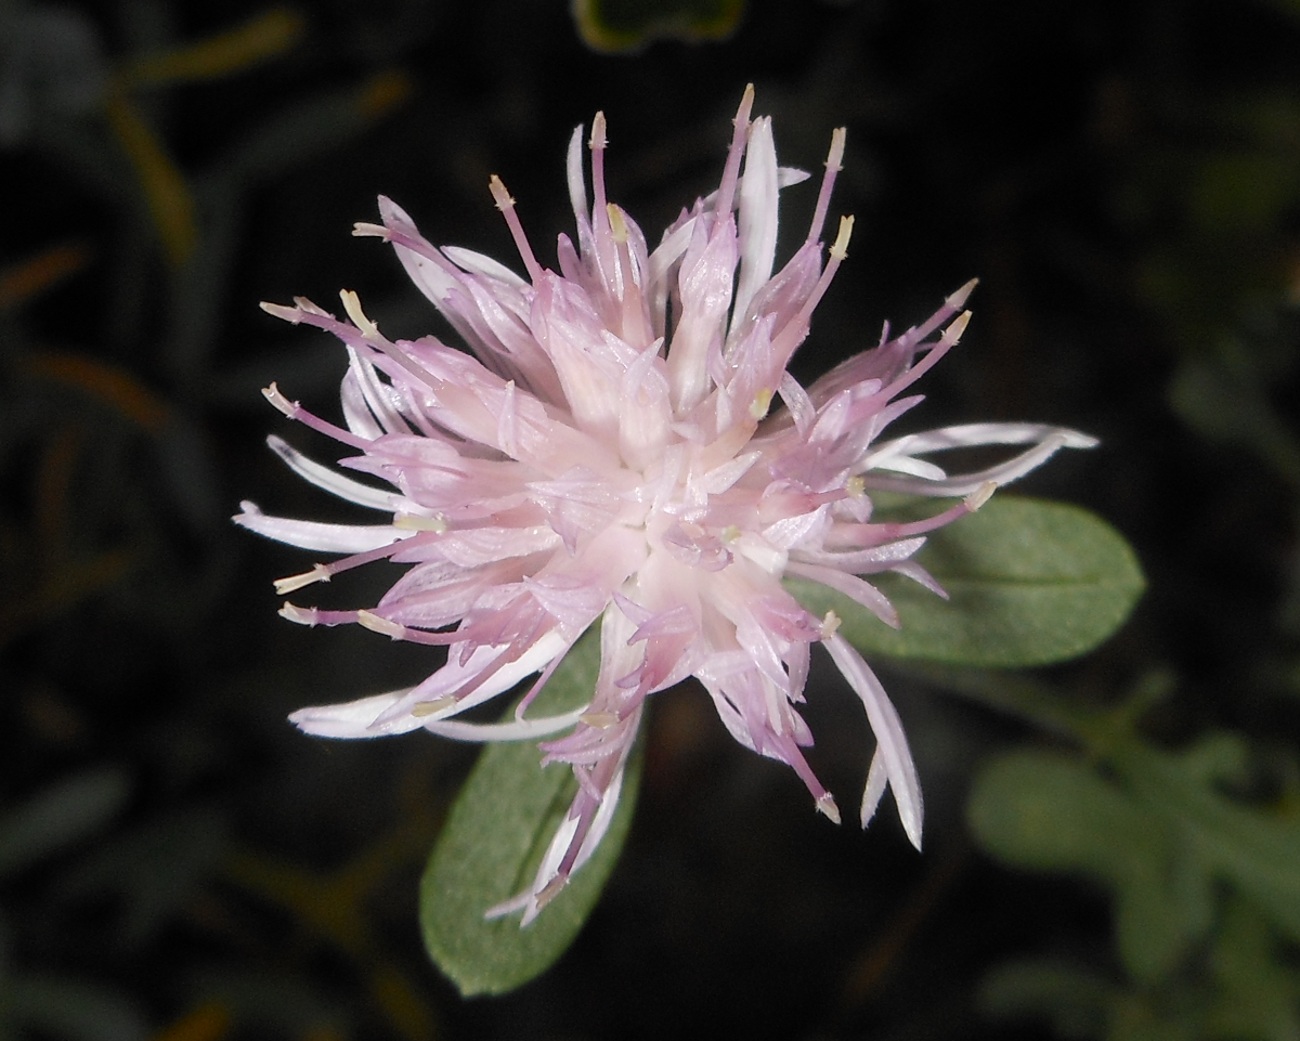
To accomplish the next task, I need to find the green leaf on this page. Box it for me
[0,973,148,1041]
[1115,739,1300,945]
[573,0,745,52]
[789,496,1144,667]
[420,627,640,996]
[0,767,131,880]
[968,750,1161,882]
[979,959,1115,1037]
[968,749,1212,983]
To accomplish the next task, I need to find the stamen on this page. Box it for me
[579,711,619,729]
[865,490,988,542]
[393,512,448,532]
[770,215,854,359]
[260,383,373,450]
[819,610,842,640]
[410,696,458,718]
[749,387,773,420]
[589,112,609,230]
[829,214,854,262]
[533,874,568,913]
[488,175,544,283]
[607,202,628,244]
[262,383,296,418]
[816,791,842,825]
[357,610,406,640]
[260,301,302,323]
[279,602,319,625]
[807,127,846,246]
[715,82,755,219]
[352,221,391,240]
[274,564,331,595]
[339,289,379,339]
[606,202,654,346]
[965,480,997,512]
[882,309,971,399]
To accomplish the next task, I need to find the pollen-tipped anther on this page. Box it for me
[830,214,854,261]
[274,564,330,595]
[357,610,406,640]
[340,290,379,339]
[965,481,998,512]
[816,792,842,825]
[261,383,296,418]
[410,696,458,718]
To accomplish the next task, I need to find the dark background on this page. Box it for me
[4,0,1299,1038]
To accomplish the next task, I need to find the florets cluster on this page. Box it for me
[237,86,1093,922]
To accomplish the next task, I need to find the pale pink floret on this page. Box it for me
[236,86,1095,923]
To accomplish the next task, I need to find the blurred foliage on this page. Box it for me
[963,666,1300,1039]
[3,0,1300,1038]
[572,0,746,52]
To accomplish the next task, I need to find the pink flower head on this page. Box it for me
[237,86,1094,923]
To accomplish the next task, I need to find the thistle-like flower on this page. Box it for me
[237,86,1094,922]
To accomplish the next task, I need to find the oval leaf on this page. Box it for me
[789,496,1144,667]
[420,627,640,996]
[968,749,1160,882]
[969,748,1212,983]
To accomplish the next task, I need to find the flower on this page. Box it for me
[236,85,1095,923]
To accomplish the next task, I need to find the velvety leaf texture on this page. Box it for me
[789,496,1144,667]
[420,628,641,996]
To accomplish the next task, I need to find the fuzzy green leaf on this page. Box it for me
[420,627,639,996]
[789,496,1143,667]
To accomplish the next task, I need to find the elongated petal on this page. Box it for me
[824,633,924,849]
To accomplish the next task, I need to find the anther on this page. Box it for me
[411,696,458,718]
[357,610,405,640]
[273,564,331,595]
[815,792,842,825]
[339,289,379,339]
[393,512,448,533]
